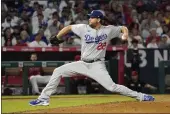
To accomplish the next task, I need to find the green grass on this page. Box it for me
[2,95,135,113]
[2,94,121,98]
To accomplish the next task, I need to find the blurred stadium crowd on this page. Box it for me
[1,0,170,48]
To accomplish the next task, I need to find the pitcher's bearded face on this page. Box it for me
[89,18,99,28]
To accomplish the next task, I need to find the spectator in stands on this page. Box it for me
[147,38,159,48]
[48,12,62,36]
[75,13,88,24]
[32,12,47,34]
[32,4,45,18]
[130,28,143,44]
[1,0,169,48]
[135,0,145,14]
[63,35,81,46]
[141,12,157,39]
[18,2,34,17]
[2,15,14,30]
[130,49,142,75]
[139,11,148,23]
[48,11,60,27]
[61,9,73,26]
[157,11,165,22]
[131,9,139,24]
[20,21,31,35]
[1,1,8,22]
[162,24,170,34]
[103,12,115,25]
[29,53,51,95]
[30,27,48,43]
[155,12,165,27]
[129,22,139,31]
[63,36,74,46]
[129,39,144,49]
[16,30,30,46]
[12,26,21,42]
[28,30,48,47]
[10,9,21,27]
[123,4,134,25]
[40,22,51,42]
[44,1,57,20]
[163,11,170,25]
[49,19,61,36]
[98,3,106,16]
[109,0,117,12]
[1,27,5,46]
[2,28,17,46]
[146,28,160,45]
[20,9,30,22]
[158,34,170,48]
[166,31,170,44]
[32,2,39,12]
[127,71,157,93]
[58,0,68,17]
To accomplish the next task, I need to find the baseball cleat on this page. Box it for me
[29,99,49,106]
[143,95,155,101]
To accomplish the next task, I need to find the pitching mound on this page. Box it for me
[30,99,170,113]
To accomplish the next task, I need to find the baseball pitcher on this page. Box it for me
[29,10,154,106]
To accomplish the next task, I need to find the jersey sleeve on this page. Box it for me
[71,24,86,38]
[108,25,123,40]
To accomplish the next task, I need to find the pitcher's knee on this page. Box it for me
[53,67,69,77]
[53,67,63,74]
[105,84,115,92]
[30,76,36,81]
[107,84,120,92]
[29,76,36,82]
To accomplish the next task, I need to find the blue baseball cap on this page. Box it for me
[87,10,104,19]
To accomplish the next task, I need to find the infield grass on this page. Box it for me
[2,94,135,113]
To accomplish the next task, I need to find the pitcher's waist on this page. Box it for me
[81,58,104,63]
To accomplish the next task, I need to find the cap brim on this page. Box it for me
[87,14,91,16]
[87,14,100,18]
[87,14,93,18]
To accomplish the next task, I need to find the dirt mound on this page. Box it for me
[30,101,170,113]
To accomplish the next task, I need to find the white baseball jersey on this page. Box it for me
[71,24,122,61]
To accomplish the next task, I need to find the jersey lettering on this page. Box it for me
[85,34,107,44]
[97,42,106,50]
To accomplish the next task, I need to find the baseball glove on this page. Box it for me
[50,35,64,46]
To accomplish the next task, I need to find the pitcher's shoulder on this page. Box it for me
[82,24,90,28]
[101,25,115,30]
[104,25,115,28]
[104,25,123,30]
[75,24,87,26]
[72,24,88,30]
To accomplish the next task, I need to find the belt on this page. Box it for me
[82,59,101,63]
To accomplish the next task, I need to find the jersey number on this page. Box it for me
[97,42,106,50]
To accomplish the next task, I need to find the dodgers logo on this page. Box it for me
[85,34,107,44]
